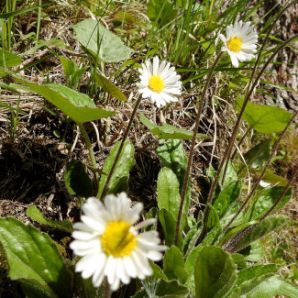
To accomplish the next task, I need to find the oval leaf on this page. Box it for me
[0,218,72,298]
[194,246,237,298]
[73,19,132,63]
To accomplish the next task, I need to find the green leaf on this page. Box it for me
[163,246,187,284]
[237,264,278,294]
[236,98,292,134]
[94,72,127,102]
[156,280,188,297]
[0,218,72,298]
[223,215,288,252]
[157,167,180,221]
[13,78,115,123]
[249,186,292,220]
[194,246,237,298]
[206,204,221,230]
[26,205,72,233]
[157,139,187,183]
[213,181,241,218]
[140,113,207,140]
[244,140,272,169]
[73,19,132,63]
[64,160,93,197]
[246,277,298,298]
[159,209,181,247]
[97,140,135,198]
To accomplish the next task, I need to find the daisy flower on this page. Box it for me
[219,21,258,67]
[70,193,166,291]
[138,56,182,108]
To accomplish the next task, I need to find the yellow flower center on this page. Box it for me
[100,221,136,257]
[227,36,243,53]
[148,75,165,93]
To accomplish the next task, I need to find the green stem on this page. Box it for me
[174,52,222,245]
[78,123,99,183]
[36,0,42,42]
[99,96,142,200]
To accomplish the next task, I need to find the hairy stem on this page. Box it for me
[99,96,142,200]
[174,52,222,245]
[196,34,298,245]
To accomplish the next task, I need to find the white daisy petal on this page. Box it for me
[70,192,166,292]
[220,21,258,67]
[138,56,182,107]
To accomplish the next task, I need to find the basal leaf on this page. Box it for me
[194,246,237,298]
[73,19,132,63]
[244,140,272,169]
[157,167,180,221]
[223,215,288,252]
[97,140,135,198]
[140,113,207,140]
[163,246,187,284]
[64,160,93,197]
[236,98,292,134]
[0,218,72,298]
[13,78,115,123]
[246,277,298,298]
[26,205,72,233]
[0,48,22,67]
[213,181,241,218]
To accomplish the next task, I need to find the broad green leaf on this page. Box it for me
[97,140,135,198]
[94,72,127,102]
[140,113,207,140]
[26,205,72,233]
[246,277,298,298]
[157,167,180,221]
[73,19,132,63]
[159,209,181,247]
[249,186,292,220]
[13,78,115,123]
[237,264,278,294]
[64,160,93,197]
[195,246,237,298]
[236,98,292,134]
[244,140,271,169]
[0,218,72,298]
[156,280,188,297]
[223,215,288,252]
[213,181,241,218]
[163,246,187,284]
[260,169,288,187]
[151,262,168,281]
[206,204,221,230]
[157,139,187,183]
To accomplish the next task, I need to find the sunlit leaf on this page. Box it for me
[236,98,292,134]
[140,113,207,140]
[0,218,72,298]
[26,205,72,233]
[73,19,132,63]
